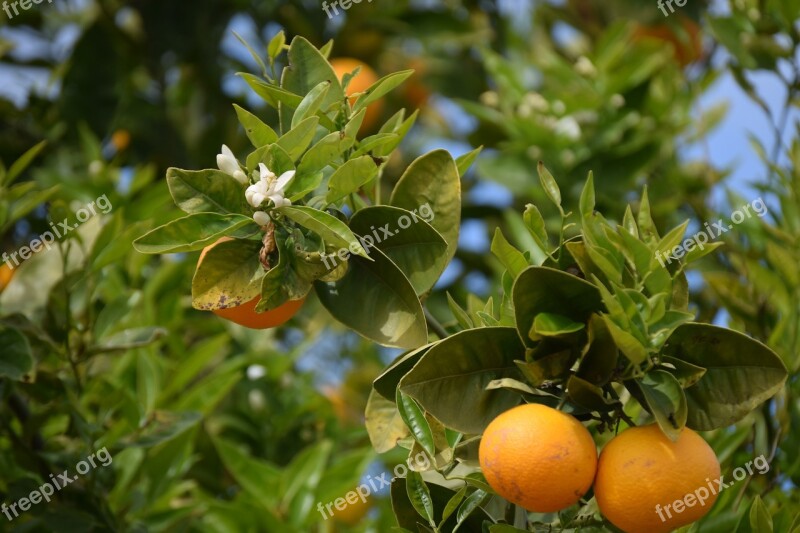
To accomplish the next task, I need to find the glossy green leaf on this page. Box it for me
[3,140,46,187]
[325,156,379,204]
[365,389,409,453]
[276,205,369,258]
[297,132,354,176]
[239,73,303,109]
[663,323,788,430]
[133,213,258,254]
[531,312,585,339]
[191,238,263,311]
[491,228,528,279]
[577,314,618,386]
[390,150,461,263]
[513,267,603,348]
[166,168,247,215]
[406,471,436,527]
[276,116,319,162]
[455,146,483,176]
[350,206,448,296]
[90,327,167,355]
[291,81,330,129]
[315,245,427,349]
[353,70,413,112]
[397,390,436,457]
[213,437,281,510]
[0,326,34,380]
[638,370,688,441]
[399,328,525,434]
[537,161,564,215]
[233,104,278,147]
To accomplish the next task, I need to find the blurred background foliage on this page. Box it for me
[0,0,798,531]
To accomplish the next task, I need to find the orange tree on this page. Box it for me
[129,34,792,531]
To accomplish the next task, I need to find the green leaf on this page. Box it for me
[531,312,585,339]
[292,81,331,129]
[315,245,427,349]
[282,36,344,124]
[233,32,268,77]
[390,150,461,263]
[277,116,319,162]
[537,161,564,216]
[373,343,437,401]
[455,147,483,177]
[577,314,618,386]
[267,30,286,62]
[374,110,419,157]
[213,437,281,510]
[257,237,312,311]
[89,327,167,355]
[523,203,549,253]
[281,440,333,511]
[0,326,34,380]
[513,267,603,348]
[601,314,649,364]
[233,104,278,147]
[749,496,773,533]
[166,168,247,215]
[325,155,379,204]
[396,390,436,457]
[276,206,369,259]
[399,328,526,434]
[126,411,202,448]
[440,486,468,527]
[191,238,263,311]
[567,375,618,412]
[637,187,659,244]
[491,228,528,279]
[133,213,258,254]
[239,73,303,109]
[246,143,295,177]
[352,70,414,112]
[365,389,409,453]
[660,355,707,388]
[454,489,489,531]
[655,220,690,262]
[297,132,354,175]
[3,141,46,187]
[663,323,788,430]
[638,370,688,441]
[446,293,474,330]
[579,171,595,218]
[351,133,399,158]
[406,471,436,527]
[350,205,448,296]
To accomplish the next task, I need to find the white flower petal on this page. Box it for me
[233,170,248,185]
[253,211,271,226]
[217,154,239,177]
[275,170,295,192]
[259,163,276,181]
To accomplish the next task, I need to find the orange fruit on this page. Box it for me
[111,130,131,151]
[198,238,304,329]
[0,262,14,293]
[330,58,383,132]
[594,424,721,533]
[478,404,597,513]
[331,496,371,526]
[633,17,703,67]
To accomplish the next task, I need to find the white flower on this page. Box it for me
[523,92,549,112]
[610,94,625,109]
[253,211,271,226]
[217,144,248,184]
[575,56,597,78]
[480,91,499,107]
[554,116,581,141]
[245,163,294,209]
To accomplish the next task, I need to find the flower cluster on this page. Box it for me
[216,145,294,226]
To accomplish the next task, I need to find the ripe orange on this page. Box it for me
[0,262,14,293]
[633,17,703,67]
[331,496,371,526]
[478,404,597,513]
[330,58,383,132]
[111,130,131,151]
[198,239,304,329]
[594,424,721,533]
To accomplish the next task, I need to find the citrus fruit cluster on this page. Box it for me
[479,404,721,533]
